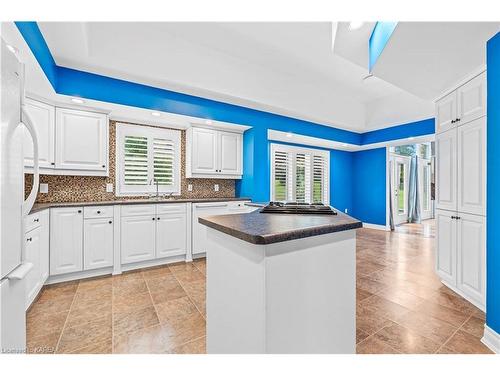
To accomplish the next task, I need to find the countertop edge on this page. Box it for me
[29,197,251,215]
[198,216,362,245]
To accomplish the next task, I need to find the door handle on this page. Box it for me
[6,263,33,280]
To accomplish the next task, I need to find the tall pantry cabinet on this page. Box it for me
[435,71,487,310]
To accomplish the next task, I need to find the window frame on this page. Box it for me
[270,143,330,205]
[115,123,181,197]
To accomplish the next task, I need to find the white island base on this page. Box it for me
[206,228,356,354]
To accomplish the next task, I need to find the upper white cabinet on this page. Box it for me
[219,131,242,175]
[435,92,457,134]
[435,69,487,311]
[190,127,218,175]
[436,128,457,212]
[50,207,84,276]
[23,98,55,169]
[55,107,108,172]
[457,117,486,216]
[457,73,487,125]
[186,127,243,179]
[435,72,486,134]
[23,98,109,176]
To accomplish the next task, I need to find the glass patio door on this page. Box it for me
[392,155,411,225]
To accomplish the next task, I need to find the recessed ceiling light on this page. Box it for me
[71,98,84,104]
[151,112,161,117]
[205,120,213,125]
[341,143,348,147]
[286,132,293,138]
[348,22,364,30]
[408,137,415,140]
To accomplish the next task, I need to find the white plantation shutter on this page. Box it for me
[273,150,289,201]
[123,136,149,185]
[271,144,329,204]
[116,123,181,196]
[313,154,328,203]
[153,138,175,186]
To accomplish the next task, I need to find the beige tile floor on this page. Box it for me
[26,220,492,354]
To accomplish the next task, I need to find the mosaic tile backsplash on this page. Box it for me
[25,121,235,203]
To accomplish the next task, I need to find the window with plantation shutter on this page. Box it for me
[271,144,329,204]
[116,123,181,196]
[123,136,148,185]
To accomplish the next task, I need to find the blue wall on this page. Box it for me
[351,148,387,225]
[486,32,500,335]
[362,118,435,145]
[16,21,435,226]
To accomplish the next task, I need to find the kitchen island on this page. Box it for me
[199,208,362,354]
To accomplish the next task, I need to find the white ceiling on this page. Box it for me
[372,22,500,100]
[37,22,429,132]
[6,22,497,133]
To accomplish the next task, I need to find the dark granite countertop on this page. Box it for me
[198,209,362,245]
[29,197,251,214]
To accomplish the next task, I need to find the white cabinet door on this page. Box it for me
[436,128,457,211]
[39,210,49,283]
[457,117,486,216]
[156,213,187,258]
[84,218,114,270]
[191,128,218,174]
[55,108,108,171]
[192,203,229,255]
[23,98,55,169]
[25,226,42,309]
[50,207,84,275]
[457,72,486,125]
[218,131,242,175]
[457,213,485,308]
[435,209,457,286]
[120,215,155,264]
[435,91,457,134]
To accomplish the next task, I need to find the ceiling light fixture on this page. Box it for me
[286,132,293,138]
[205,120,213,125]
[151,111,161,117]
[408,137,415,140]
[71,98,84,104]
[348,22,365,30]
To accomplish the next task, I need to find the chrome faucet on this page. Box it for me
[150,178,159,199]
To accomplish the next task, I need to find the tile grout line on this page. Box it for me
[169,265,206,321]
[434,311,474,354]
[53,281,80,353]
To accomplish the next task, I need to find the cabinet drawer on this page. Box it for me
[156,204,186,215]
[25,211,42,232]
[84,205,114,219]
[121,204,155,217]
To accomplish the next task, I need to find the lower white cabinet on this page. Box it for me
[84,218,114,270]
[436,210,457,286]
[192,201,252,255]
[50,206,115,277]
[24,210,49,309]
[120,204,187,264]
[120,215,156,264]
[50,207,84,276]
[156,213,187,258]
[457,213,486,307]
[435,209,486,309]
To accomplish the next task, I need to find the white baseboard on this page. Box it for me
[362,223,389,231]
[482,325,500,354]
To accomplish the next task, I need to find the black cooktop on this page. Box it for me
[260,202,337,215]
